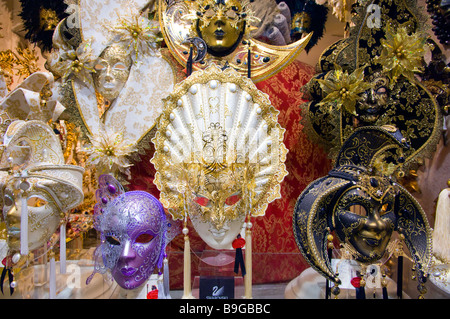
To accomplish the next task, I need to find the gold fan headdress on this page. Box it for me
[151,64,288,223]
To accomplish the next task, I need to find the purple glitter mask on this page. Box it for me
[87,175,178,290]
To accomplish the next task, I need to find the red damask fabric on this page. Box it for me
[127,60,332,289]
[251,60,331,284]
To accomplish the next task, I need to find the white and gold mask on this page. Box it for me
[92,43,133,102]
[0,120,84,254]
[151,65,288,249]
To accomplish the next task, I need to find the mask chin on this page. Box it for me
[190,210,245,249]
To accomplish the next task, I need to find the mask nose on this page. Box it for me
[215,19,226,27]
[119,239,136,261]
[102,69,114,82]
[212,205,227,230]
[362,89,376,104]
[364,208,388,236]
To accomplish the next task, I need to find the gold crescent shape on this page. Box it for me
[158,0,312,82]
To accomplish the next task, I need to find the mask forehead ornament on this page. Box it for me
[293,125,432,297]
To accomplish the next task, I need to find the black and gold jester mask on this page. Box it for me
[293,126,432,286]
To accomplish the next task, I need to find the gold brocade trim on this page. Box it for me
[304,77,443,170]
[127,48,186,161]
[293,177,351,283]
[395,182,433,274]
[59,80,91,140]
[376,79,442,173]
[307,180,349,282]
[72,0,84,43]
[350,0,427,70]
[304,0,441,173]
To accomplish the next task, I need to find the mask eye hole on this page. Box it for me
[225,9,237,19]
[94,63,106,71]
[194,196,210,207]
[380,203,392,215]
[106,235,121,246]
[113,62,127,71]
[27,196,48,207]
[375,86,387,94]
[4,194,14,207]
[204,8,215,18]
[135,233,154,244]
[225,194,241,206]
[348,204,367,217]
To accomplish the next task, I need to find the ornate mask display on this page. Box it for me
[301,0,443,174]
[283,0,328,52]
[47,0,177,179]
[187,154,249,248]
[88,175,177,290]
[333,175,397,261]
[151,64,287,249]
[0,72,83,257]
[292,12,311,35]
[92,43,133,102]
[19,1,68,52]
[293,126,432,296]
[39,8,60,32]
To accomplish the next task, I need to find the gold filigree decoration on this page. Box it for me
[182,0,260,37]
[50,40,96,85]
[0,47,39,89]
[151,65,288,221]
[159,0,311,82]
[39,8,60,31]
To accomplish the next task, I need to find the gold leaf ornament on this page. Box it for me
[316,64,373,116]
[105,10,163,61]
[375,25,428,86]
[51,40,96,85]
